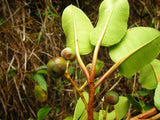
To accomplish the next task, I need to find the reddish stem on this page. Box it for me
[64,70,88,110]
[130,107,158,120]
[87,81,95,120]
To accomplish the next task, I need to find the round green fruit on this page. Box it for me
[47,57,66,78]
[86,59,104,77]
[61,48,76,61]
[106,90,119,105]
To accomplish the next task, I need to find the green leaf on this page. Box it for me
[143,105,154,111]
[34,85,47,102]
[73,92,89,120]
[109,27,160,78]
[79,110,99,120]
[106,110,116,120]
[90,0,129,46]
[98,110,105,120]
[62,5,94,55]
[99,110,116,120]
[35,65,47,71]
[139,59,160,89]
[32,73,47,91]
[126,94,142,110]
[114,96,129,119]
[63,116,73,120]
[95,81,101,94]
[94,112,99,120]
[95,59,104,77]
[79,110,88,120]
[37,107,52,120]
[137,90,149,97]
[37,69,48,75]
[154,82,160,110]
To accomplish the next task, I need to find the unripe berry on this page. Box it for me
[106,90,119,105]
[61,48,76,61]
[86,59,104,77]
[47,57,66,78]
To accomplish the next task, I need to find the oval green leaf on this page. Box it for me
[90,0,129,46]
[37,69,48,75]
[35,65,47,71]
[154,82,160,110]
[95,59,104,77]
[139,59,160,89]
[78,110,99,120]
[34,85,47,102]
[63,116,73,120]
[79,110,87,120]
[126,94,142,110]
[106,110,116,120]
[109,27,160,78]
[32,73,47,91]
[37,107,52,120]
[99,110,116,120]
[73,92,89,120]
[114,96,129,119]
[62,5,94,55]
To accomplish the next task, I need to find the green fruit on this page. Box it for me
[47,57,66,78]
[61,48,76,61]
[106,91,119,105]
[86,59,104,77]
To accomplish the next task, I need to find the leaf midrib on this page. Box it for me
[151,63,160,83]
[120,34,160,65]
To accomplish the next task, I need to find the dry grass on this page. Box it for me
[0,0,159,119]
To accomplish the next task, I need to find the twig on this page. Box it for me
[7,55,16,72]
[22,8,26,41]
[0,84,7,117]
[75,0,80,8]
[149,112,160,119]
[64,61,88,110]
[130,107,158,120]
[109,76,123,91]
[13,77,26,110]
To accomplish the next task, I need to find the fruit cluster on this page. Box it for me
[47,48,75,78]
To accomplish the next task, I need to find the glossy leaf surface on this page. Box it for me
[62,5,94,55]
[109,27,160,78]
[139,59,160,89]
[90,0,129,46]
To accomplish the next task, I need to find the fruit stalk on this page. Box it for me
[65,61,88,110]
